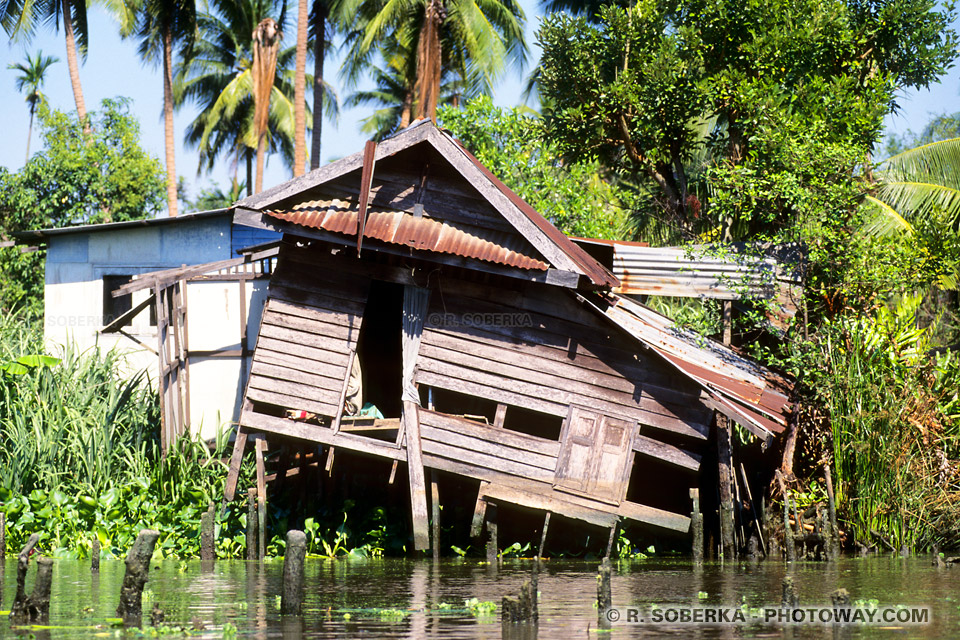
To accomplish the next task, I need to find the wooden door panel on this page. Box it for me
[555,406,636,505]
[593,416,633,503]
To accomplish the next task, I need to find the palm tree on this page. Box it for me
[309,0,345,169]
[9,51,59,161]
[293,0,307,175]
[864,138,960,238]
[345,38,473,139]
[1,0,90,130]
[175,0,316,194]
[125,0,198,217]
[251,17,282,193]
[342,0,527,122]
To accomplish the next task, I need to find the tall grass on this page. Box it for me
[813,298,960,550]
[0,312,253,557]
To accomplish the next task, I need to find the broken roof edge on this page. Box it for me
[232,120,620,290]
[575,290,793,441]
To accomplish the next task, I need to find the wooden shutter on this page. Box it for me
[554,405,635,505]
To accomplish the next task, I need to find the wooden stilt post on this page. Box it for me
[225,429,249,502]
[470,483,489,539]
[9,534,39,624]
[403,401,430,551]
[825,464,840,561]
[91,538,101,573]
[716,415,736,560]
[776,470,796,562]
[605,523,617,559]
[281,530,307,615]
[485,502,498,565]
[537,512,551,561]
[246,488,258,561]
[117,530,161,626]
[201,503,215,565]
[28,557,53,623]
[690,488,704,565]
[0,512,5,557]
[430,470,440,561]
[597,557,612,629]
[781,575,799,608]
[255,438,268,561]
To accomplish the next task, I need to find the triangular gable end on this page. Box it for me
[234,121,618,289]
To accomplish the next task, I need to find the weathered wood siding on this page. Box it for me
[245,249,369,418]
[415,281,713,442]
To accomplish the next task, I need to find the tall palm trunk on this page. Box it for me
[400,89,413,128]
[414,0,443,122]
[162,24,178,217]
[252,18,282,194]
[293,0,308,176]
[61,0,89,134]
[25,105,35,163]
[310,0,327,170]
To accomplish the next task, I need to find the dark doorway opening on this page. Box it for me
[356,279,404,419]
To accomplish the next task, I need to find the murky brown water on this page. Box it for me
[1,555,958,638]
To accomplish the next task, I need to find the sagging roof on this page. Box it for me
[234,120,619,289]
[12,208,231,241]
[582,292,792,441]
[264,198,550,271]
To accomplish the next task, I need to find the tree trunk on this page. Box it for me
[246,152,253,196]
[310,0,327,170]
[293,0,308,176]
[61,0,89,135]
[414,0,443,122]
[252,18,282,195]
[400,90,413,129]
[256,135,267,194]
[25,107,34,163]
[162,25,178,217]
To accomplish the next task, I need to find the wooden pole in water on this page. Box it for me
[485,503,498,565]
[715,415,736,560]
[117,529,161,626]
[502,578,538,624]
[0,512,5,557]
[27,557,53,623]
[776,470,796,562]
[281,530,307,615]
[824,464,840,561]
[91,538,101,573]
[246,488,258,561]
[255,437,268,560]
[201,502,216,564]
[9,534,39,624]
[597,557,612,629]
[430,470,440,562]
[537,512,551,561]
[690,488,704,565]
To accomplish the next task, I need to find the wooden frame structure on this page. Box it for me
[220,120,792,550]
[101,245,278,452]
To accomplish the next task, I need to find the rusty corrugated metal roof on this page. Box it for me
[264,198,550,271]
[580,292,792,440]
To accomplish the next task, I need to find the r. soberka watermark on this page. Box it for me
[601,605,931,626]
[427,312,533,328]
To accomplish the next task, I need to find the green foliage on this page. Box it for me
[0,98,164,318]
[438,96,634,239]
[0,312,255,559]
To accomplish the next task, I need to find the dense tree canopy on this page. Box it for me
[0,98,164,317]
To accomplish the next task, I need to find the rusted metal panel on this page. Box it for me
[265,199,550,271]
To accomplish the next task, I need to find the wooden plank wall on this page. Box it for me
[415,281,714,443]
[244,245,370,418]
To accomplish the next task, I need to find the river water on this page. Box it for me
[1,555,958,638]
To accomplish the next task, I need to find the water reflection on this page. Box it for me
[0,556,958,638]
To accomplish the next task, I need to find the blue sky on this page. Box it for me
[0,2,957,215]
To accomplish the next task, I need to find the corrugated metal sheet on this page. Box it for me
[582,292,791,440]
[264,198,550,272]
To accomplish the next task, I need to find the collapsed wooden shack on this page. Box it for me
[223,120,792,552]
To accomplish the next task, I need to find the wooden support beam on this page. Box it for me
[224,427,249,502]
[430,470,440,561]
[716,414,736,559]
[255,437,267,561]
[493,403,507,428]
[605,522,617,559]
[485,502,498,565]
[537,512,551,560]
[690,488,703,565]
[470,482,490,538]
[404,401,430,551]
